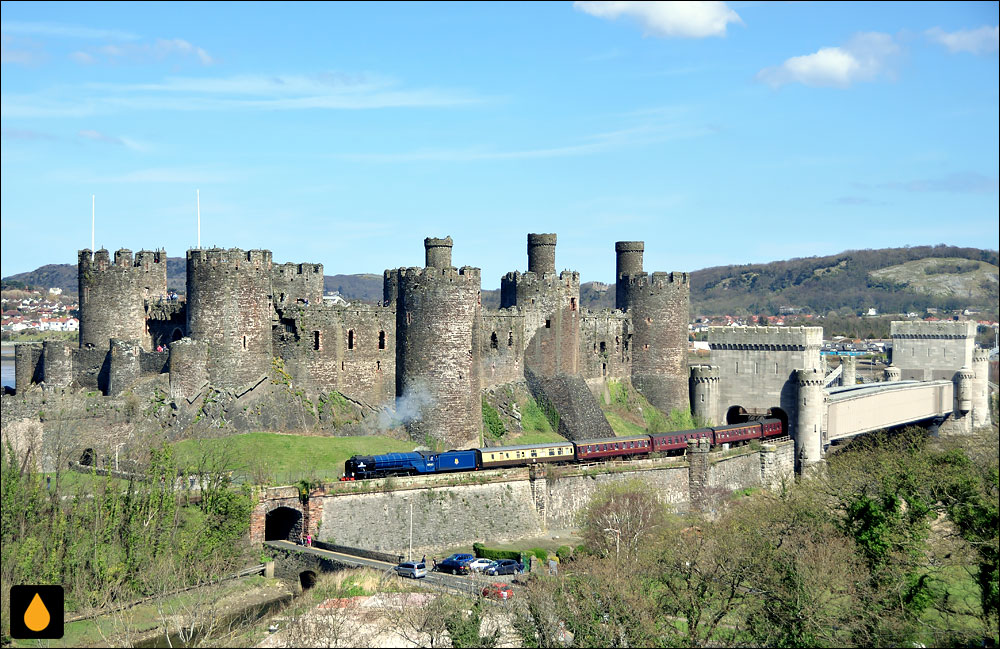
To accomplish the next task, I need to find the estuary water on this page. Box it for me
[2,344,15,390]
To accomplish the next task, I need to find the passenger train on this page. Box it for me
[341,418,785,481]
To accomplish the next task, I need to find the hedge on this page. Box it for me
[472,542,522,562]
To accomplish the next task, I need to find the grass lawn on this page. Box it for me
[172,433,418,484]
[510,430,568,445]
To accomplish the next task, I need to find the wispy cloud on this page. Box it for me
[1,34,46,65]
[574,1,742,39]
[334,111,713,162]
[78,129,147,151]
[0,21,140,41]
[926,26,999,55]
[757,32,901,88]
[81,38,215,66]
[1,128,56,141]
[56,166,235,184]
[858,172,999,194]
[1,72,483,118]
[833,196,886,206]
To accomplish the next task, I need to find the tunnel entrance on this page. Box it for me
[265,506,303,542]
[299,570,318,590]
[171,328,184,342]
[726,405,749,424]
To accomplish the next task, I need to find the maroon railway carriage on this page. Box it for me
[574,435,652,461]
[649,428,713,453]
[760,418,784,439]
[711,422,763,445]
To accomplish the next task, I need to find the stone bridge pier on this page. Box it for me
[251,486,325,545]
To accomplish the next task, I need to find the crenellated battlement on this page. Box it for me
[79,248,166,272]
[708,325,824,348]
[395,265,481,282]
[621,271,689,288]
[890,320,976,339]
[187,248,273,270]
[273,262,323,276]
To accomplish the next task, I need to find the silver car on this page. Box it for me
[395,561,427,579]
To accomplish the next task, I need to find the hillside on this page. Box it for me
[4,244,996,317]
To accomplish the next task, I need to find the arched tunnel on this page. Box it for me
[265,506,303,542]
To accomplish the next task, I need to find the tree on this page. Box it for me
[578,479,668,564]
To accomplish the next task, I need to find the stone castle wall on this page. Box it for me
[891,320,976,381]
[272,262,324,310]
[578,310,631,381]
[78,248,166,352]
[480,309,526,388]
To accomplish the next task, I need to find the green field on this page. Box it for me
[509,430,568,445]
[172,433,417,485]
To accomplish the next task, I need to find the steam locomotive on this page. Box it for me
[341,418,785,481]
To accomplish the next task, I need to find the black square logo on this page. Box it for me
[9,585,64,639]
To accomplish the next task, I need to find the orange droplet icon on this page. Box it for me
[24,592,51,632]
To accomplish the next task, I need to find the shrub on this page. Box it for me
[472,542,522,562]
[482,398,506,439]
[556,545,573,562]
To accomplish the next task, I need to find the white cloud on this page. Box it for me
[69,51,95,64]
[78,129,146,151]
[0,21,139,41]
[757,32,900,88]
[574,1,742,38]
[154,39,214,65]
[926,26,999,55]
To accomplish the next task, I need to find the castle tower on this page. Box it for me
[272,262,324,309]
[527,233,557,274]
[500,234,579,376]
[689,364,720,425]
[391,237,482,448]
[972,348,991,429]
[951,367,976,434]
[42,340,73,390]
[615,241,644,310]
[841,355,856,387]
[78,248,166,351]
[424,236,453,268]
[622,271,690,415]
[795,368,824,468]
[186,248,273,392]
[884,366,901,382]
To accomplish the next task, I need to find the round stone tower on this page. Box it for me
[622,271,690,415]
[186,248,273,391]
[841,355,856,387]
[884,365,901,382]
[971,348,990,428]
[689,364,720,425]
[79,248,165,350]
[955,367,974,415]
[424,236,453,269]
[795,368,825,469]
[615,241,644,310]
[527,233,557,275]
[392,240,482,448]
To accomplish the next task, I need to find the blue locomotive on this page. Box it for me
[344,450,478,480]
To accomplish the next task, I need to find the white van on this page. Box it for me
[395,561,427,579]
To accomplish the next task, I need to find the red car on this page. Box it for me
[482,583,514,601]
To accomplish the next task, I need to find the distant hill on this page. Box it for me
[4,244,996,317]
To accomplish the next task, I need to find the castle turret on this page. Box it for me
[689,364,720,425]
[795,368,824,469]
[42,340,73,390]
[956,367,974,415]
[622,271,690,415]
[424,236,453,269]
[78,248,166,351]
[841,355,856,387]
[186,248,273,391]
[884,365,901,382]
[527,233,557,275]
[615,241,644,310]
[272,262,324,309]
[972,348,990,429]
[391,238,482,448]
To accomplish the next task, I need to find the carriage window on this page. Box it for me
[549,449,555,455]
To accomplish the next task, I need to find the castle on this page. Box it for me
[13,234,691,449]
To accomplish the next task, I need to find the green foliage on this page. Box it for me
[924,260,981,275]
[445,600,499,649]
[482,398,506,440]
[520,398,553,434]
[555,545,573,562]
[472,542,522,562]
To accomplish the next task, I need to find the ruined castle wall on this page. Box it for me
[186,249,273,392]
[623,272,690,415]
[394,266,482,448]
[578,310,631,380]
[274,303,395,408]
[503,271,581,377]
[139,350,169,375]
[42,341,74,390]
[169,338,208,402]
[108,339,141,396]
[72,346,109,391]
[14,343,43,393]
[145,301,187,350]
[79,249,164,352]
[890,321,976,381]
[480,309,525,388]
[271,262,324,310]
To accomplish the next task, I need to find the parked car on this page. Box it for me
[438,553,475,575]
[484,559,523,576]
[468,558,494,573]
[395,561,427,579]
[482,582,514,601]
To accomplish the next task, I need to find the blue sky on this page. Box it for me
[1,1,997,287]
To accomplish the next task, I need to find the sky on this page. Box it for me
[1,1,998,287]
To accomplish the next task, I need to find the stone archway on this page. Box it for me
[299,570,318,590]
[265,506,304,542]
[726,405,748,424]
[767,407,790,437]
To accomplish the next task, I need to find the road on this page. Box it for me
[265,540,519,597]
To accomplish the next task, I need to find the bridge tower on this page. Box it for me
[689,364,720,425]
[841,355,856,387]
[972,348,991,429]
[795,368,824,469]
[390,237,482,448]
[884,366,901,382]
[186,248,273,392]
